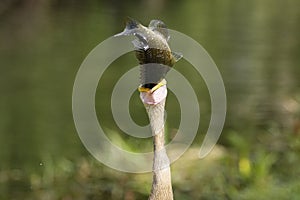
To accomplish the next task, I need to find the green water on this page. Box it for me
[1,0,300,199]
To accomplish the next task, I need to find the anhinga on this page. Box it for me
[115,17,182,200]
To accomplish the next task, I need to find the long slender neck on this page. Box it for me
[145,98,173,200]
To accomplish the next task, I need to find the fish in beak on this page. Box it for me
[115,17,182,92]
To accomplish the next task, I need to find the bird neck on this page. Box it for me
[144,98,174,200]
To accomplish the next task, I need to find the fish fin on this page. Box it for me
[171,51,183,62]
[148,19,170,41]
[132,39,143,49]
[132,39,149,50]
[133,33,149,50]
[114,17,141,37]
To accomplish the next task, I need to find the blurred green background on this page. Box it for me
[1,0,300,199]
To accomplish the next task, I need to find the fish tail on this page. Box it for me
[114,17,141,37]
[125,17,140,30]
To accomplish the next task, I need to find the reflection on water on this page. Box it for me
[0,0,300,199]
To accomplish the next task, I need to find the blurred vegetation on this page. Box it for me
[1,0,300,199]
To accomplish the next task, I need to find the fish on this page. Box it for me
[115,17,182,92]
